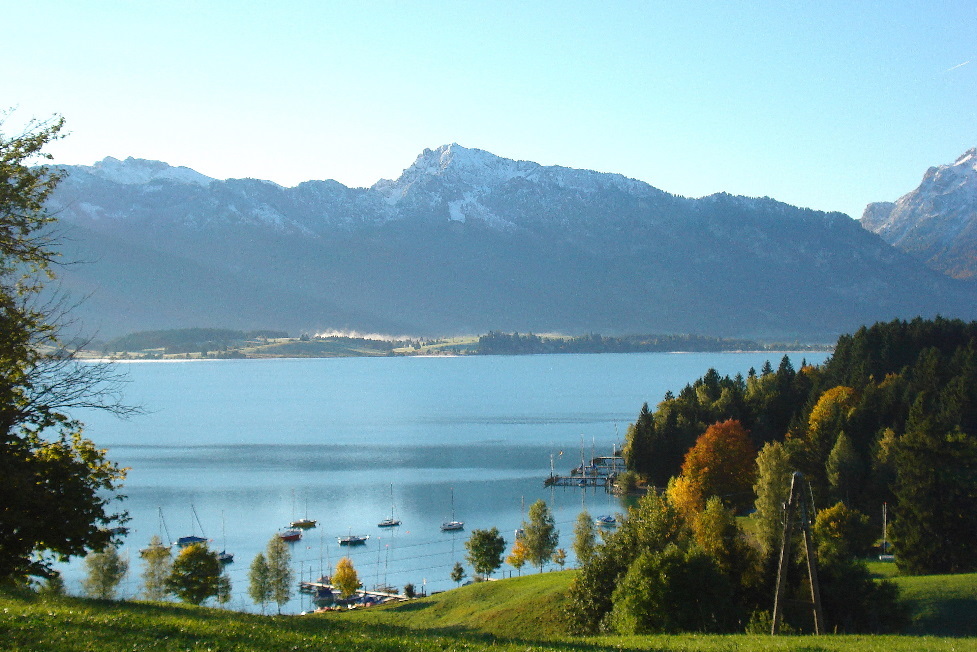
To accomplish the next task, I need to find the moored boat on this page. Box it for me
[279,528,302,542]
[338,534,369,545]
[290,518,318,529]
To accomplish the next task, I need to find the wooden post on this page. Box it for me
[771,472,825,635]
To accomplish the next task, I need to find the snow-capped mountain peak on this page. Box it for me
[82,156,215,187]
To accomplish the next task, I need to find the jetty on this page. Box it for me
[545,455,625,489]
[299,579,406,602]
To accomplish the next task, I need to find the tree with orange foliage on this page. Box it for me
[672,419,758,514]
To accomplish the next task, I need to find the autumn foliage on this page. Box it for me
[670,419,757,514]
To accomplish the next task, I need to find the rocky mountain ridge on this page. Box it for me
[45,145,977,340]
[862,148,977,279]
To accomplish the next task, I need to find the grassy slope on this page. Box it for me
[3,568,976,652]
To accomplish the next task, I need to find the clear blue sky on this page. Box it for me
[4,1,975,218]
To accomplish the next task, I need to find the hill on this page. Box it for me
[46,145,977,340]
[2,570,974,651]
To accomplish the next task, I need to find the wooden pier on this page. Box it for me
[545,455,625,489]
[299,579,406,602]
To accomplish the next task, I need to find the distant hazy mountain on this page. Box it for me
[862,148,977,279]
[46,145,977,340]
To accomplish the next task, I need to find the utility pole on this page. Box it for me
[771,472,825,635]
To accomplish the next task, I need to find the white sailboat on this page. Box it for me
[441,487,464,531]
[378,484,401,527]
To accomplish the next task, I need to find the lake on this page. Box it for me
[59,351,828,611]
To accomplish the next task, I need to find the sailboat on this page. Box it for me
[440,487,464,531]
[218,511,234,564]
[290,492,318,529]
[378,484,401,527]
[140,507,173,557]
[176,505,209,548]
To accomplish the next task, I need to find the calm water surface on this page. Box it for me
[61,351,827,611]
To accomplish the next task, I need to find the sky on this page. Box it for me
[3,1,975,219]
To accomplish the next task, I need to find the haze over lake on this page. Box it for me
[64,351,828,611]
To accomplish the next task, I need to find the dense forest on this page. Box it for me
[567,317,977,635]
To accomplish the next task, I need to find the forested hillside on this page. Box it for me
[584,317,977,635]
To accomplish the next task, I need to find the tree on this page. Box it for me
[450,561,466,586]
[464,527,505,578]
[81,545,128,599]
[1,115,133,583]
[572,510,597,567]
[265,535,293,613]
[813,502,876,564]
[248,553,271,613]
[672,420,757,514]
[552,548,567,569]
[752,440,793,558]
[140,536,172,601]
[522,499,559,572]
[403,582,416,599]
[825,433,862,504]
[333,557,360,599]
[890,419,977,574]
[506,539,528,576]
[166,543,222,605]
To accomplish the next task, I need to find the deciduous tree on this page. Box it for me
[1,114,133,583]
[522,499,559,572]
[572,510,596,567]
[248,552,271,613]
[166,543,221,605]
[676,419,757,514]
[265,535,293,613]
[140,536,171,601]
[464,527,505,578]
[333,557,360,599]
[82,544,128,599]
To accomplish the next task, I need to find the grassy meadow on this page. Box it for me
[3,567,976,651]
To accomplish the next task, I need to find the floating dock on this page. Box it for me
[545,455,625,488]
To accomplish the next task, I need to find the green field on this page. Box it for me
[3,568,976,652]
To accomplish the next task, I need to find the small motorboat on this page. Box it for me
[290,518,318,529]
[440,520,464,532]
[338,534,370,545]
[595,515,616,527]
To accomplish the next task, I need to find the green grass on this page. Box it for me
[3,568,977,652]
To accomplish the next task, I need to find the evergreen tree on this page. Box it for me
[82,545,128,600]
[140,535,171,601]
[826,432,862,504]
[890,417,977,574]
[522,499,559,572]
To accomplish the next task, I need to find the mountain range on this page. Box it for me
[861,148,977,280]
[44,145,977,341]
